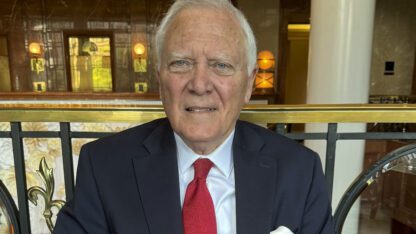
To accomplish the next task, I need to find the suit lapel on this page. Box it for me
[234,121,277,234]
[130,120,277,234]
[132,121,183,234]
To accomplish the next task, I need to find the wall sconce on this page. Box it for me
[133,43,147,73]
[29,42,45,74]
[255,72,274,89]
[255,50,275,89]
[257,50,275,70]
[29,42,42,56]
[133,43,145,57]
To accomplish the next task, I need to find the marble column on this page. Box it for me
[305,0,376,233]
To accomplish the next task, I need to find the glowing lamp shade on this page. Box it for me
[257,50,275,70]
[133,43,146,56]
[255,72,274,88]
[29,42,42,56]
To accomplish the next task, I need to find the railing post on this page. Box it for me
[11,122,31,234]
[325,123,338,200]
[60,122,74,201]
[276,123,286,135]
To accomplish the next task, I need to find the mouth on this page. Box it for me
[185,106,217,112]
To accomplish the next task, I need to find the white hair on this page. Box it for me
[154,0,257,76]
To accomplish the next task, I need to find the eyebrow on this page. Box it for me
[166,52,189,59]
[209,54,233,62]
[166,52,235,64]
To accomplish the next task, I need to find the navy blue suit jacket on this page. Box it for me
[54,118,334,233]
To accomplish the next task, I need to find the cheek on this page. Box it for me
[226,77,248,96]
[216,81,247,111]
[160,75,187,103]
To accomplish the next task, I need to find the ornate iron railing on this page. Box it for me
[1,103,416,234]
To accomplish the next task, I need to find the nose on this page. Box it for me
[187,63,213,95]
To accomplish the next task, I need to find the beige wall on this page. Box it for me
[370,0,416,95]
[285,31,308,104]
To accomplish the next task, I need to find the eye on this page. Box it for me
[210,61,235,76]
[215,63,228,69]
[168,59,193,73]
[171,60,188,67]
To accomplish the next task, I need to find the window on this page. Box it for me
[0,36,11,91]
[65,33,115,92]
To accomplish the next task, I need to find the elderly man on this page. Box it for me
[54,0,334,233]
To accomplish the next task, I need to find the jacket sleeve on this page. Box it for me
[300,153,335,234]
[54,145,109,234]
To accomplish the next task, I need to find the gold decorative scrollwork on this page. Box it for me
[27,157,65,232]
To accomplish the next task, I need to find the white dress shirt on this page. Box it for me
[175,131,236,234]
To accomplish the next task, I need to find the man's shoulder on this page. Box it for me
[237,120,318,160]
[82,118,169,154]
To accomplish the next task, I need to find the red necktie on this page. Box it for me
[182,158,217,234]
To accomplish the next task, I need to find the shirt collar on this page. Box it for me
[175,130,235,178]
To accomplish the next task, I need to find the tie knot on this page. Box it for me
[193,158,213,179]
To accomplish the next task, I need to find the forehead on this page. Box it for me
[164,7,245,54]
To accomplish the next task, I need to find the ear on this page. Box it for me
[244,67,258,104]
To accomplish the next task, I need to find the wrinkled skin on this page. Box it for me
[158,7,256,155]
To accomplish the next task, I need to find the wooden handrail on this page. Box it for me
[1,103,416,123]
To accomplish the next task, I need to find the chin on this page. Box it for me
[183,128,218,141]
[180,126,222,142]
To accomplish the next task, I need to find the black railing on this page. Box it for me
[1,103,416,233]
[0,179,20,234]
[1,122,114,233]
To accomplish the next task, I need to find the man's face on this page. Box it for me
[158,7,256,154]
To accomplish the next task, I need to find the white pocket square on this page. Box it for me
[270,226,294,234]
